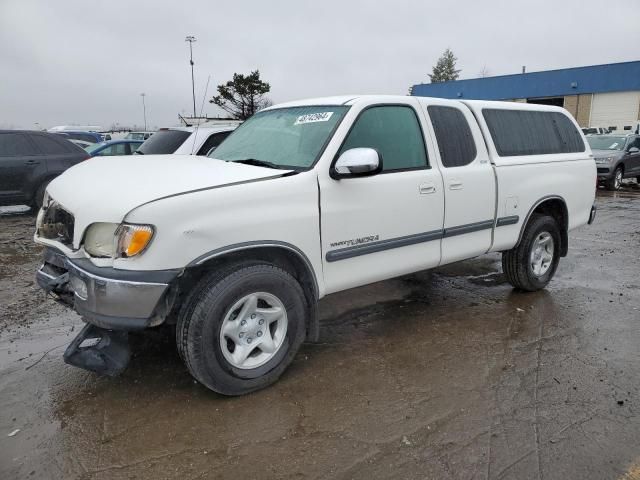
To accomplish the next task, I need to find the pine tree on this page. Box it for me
[429,49,461,83]
[210,70,272,120]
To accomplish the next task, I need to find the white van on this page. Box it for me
[135,123,240,156]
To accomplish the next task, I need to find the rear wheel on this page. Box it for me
[605,167,623,191]
[502,214,561,292]
[176,262,308,396]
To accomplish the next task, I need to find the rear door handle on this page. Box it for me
[449,180,463,190]
[25,160,40,165]
[419,183,436,194]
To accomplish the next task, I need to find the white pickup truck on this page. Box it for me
[35,95,597,395]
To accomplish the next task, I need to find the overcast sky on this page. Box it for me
[1,0,638,130]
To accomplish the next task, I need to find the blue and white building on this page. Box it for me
[411,61,640,131]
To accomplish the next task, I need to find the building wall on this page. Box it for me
[563,94,592,127]
[411,61,640,100]
[590,91,640,130]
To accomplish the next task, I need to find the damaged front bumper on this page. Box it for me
[36,248,179,330]
[36,248,180,375]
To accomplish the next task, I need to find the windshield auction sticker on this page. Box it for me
[294,112,334,125]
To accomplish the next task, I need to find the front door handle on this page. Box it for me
[25,160,40,166]
[449,180,463,190]
[419,183,436,194]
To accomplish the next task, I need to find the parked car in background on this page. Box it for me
[0,130,89,208]
[35,96,596,395]
[582,127,610,135]
[588,134,640,190]
[135,124,238,156]
[53,131,108,144]
[125,131,154,141]
[85,139,144,157]
[67,139,93,149]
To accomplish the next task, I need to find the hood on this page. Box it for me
[591,149,624,159]
[46,155,291,244]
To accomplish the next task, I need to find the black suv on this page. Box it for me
[0,130,89,209]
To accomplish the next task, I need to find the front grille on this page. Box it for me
[38,202,75,247]
[597,167,609,174]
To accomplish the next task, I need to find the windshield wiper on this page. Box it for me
[232,158,282,169]
[134,150,144,155]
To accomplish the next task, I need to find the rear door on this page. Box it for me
[417,99,496,264]
[0,132,44,205]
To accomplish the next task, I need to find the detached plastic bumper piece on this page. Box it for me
[63,323,131,377]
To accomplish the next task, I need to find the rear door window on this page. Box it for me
[0,133,38,156]
[483,109,585,156]
[30,134,72,154]
[428,106,477,167]
[137,129,191,154]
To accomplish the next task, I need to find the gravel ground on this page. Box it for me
[1,186,639,480]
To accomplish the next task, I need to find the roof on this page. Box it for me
[411,60,640,100]
[265,95,362,109]
[163,124,239,133]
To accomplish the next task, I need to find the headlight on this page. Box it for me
[84,222,119,257]
[116,224,154,258]
[595,157,615,164]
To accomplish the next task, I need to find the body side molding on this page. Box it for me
[325,218,505,262]
[495,215,520,227]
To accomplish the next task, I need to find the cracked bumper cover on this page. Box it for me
[36,248,180,331]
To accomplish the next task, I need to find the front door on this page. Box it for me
[417,99,496,264]
[625,136,640,175]
[319,101,445,294]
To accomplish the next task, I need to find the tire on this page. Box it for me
[605,167,623,191]
[502,214,561,292]
[176,262,308,396]
[30,180,50,211]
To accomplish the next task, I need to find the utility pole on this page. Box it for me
[140,93,147,131]
[185,35,197,118]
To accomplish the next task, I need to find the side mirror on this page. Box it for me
[628,147,640,154]
[332,148,382,179]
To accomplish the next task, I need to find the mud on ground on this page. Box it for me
[1,186,639,480]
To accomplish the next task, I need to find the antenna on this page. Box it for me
[191,75,211,155]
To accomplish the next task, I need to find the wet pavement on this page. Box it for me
[1,186,640,480]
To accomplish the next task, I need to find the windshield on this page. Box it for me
[587,136,626,151]
[210,106,348,169]
[137,129,191,154]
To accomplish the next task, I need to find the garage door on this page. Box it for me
[590,91,640,131]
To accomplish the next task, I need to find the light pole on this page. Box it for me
[185,35,197,118]
[140,93,147,131]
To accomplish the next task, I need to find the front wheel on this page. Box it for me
[502,214,561,292]
[605,167,623,191]
[176,262,308,396]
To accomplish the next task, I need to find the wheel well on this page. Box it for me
[526,198,569,257]
[171,246,319,340]
[31,175,57,201]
